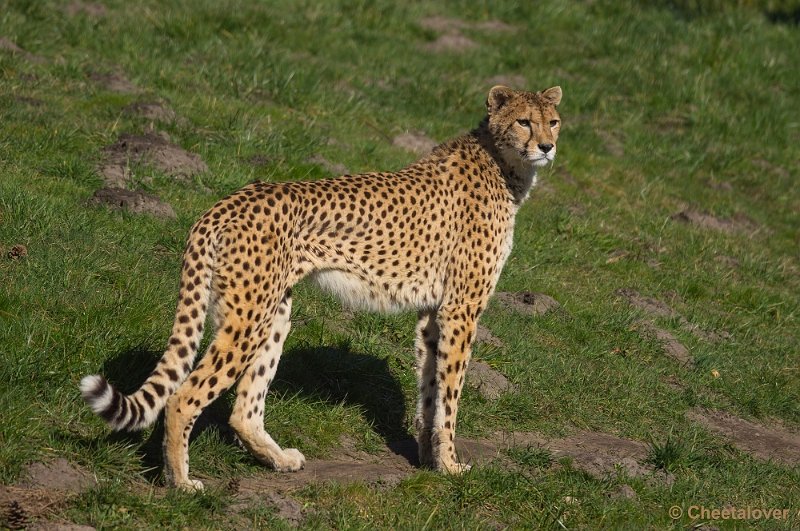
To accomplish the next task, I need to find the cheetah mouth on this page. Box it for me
[529,154,553,166]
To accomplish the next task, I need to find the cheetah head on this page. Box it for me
[486,85,562,168]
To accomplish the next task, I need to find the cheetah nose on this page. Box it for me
[538,143,554,154]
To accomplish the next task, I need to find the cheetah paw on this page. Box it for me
[441,461,472,475]
[275,448,305,472]
[176,478,205,492]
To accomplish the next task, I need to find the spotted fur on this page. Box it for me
[81,85,562,490]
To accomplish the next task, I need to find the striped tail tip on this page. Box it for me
[80,374,126,431]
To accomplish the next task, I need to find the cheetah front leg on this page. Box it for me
[430,305,479,474]
[414,309,439,467]
[229,290,305,472]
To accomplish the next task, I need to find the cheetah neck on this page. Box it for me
[471,120,539,206]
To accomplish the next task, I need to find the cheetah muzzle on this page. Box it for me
[80,85,563,490]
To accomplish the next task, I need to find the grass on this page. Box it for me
[1,0,799,528]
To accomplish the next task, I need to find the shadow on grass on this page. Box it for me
[80,341,412,478]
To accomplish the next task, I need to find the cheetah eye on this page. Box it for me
[516,119,531,128]
[549,119,560,128]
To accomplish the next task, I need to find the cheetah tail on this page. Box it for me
[80,220,217,431]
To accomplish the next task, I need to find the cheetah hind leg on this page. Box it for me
[229,291,305,472]
[414,310,438,468]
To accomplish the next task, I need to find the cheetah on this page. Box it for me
[80,85,562,490]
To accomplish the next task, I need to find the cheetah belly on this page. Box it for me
[311,270,439,313]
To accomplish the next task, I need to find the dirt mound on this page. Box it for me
[392,132,437,156]
[88,70,137,94]
[468,360,514,399]
[88,188,176,219]
[0,37,45,63]
[494,291,560,316]
[418,16,513,54]
[308,154,348,175]
[687,408,800,466]
[618,288,729,348]
[246,154,273,167]
[633,320,693,366]
[1,459,97,529]
[475,324,504,348]
[7,244,28,260]
[123,102,176,124]
[671,209,759,234]
[99,132,207,187]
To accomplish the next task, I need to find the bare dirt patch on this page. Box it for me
[494,291,561,316]
[246,154,273,167]
[1,459,97,529]
[308,154,348,175]
[671,209,759,234]
[468,360,514,400]
[99,132,208,187]
[123,102,177,124]
[504,431,674,484]
[88,70,137,94]
[423,34,477,53]
[618,288,729,348]
[687,408,800,466]
[633,320,693,367]
[88,188,176,219]
[392,132,437,156]
[475,324,503,348]
[64,1,107,18]
[7,244,28,260]
[0,37,45,64]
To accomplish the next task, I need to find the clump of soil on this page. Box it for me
[308,154,348,175]
[392,132,437,156]
[468,360,514,399]
[617,288,675,319]
[419,16,514,54]
[610,484,637,500]
[1,459,97,529]
[0,37,45,64]
[687,408,800,466]
[475,324,504,348]
[7,244,28,260]
[88,70,137,94]
[494,291,561,316]
[88,188,176,219]
[123,102,177,124]
[671,209,759,234]
[246,154,273,167]
[99,132,208,187]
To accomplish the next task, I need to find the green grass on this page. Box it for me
[2,0,799,528]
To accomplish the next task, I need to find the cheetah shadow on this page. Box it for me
[88,342,415,479]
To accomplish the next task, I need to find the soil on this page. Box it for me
[64,1,107,18]
[714,254,740,268]
[423,34,477,53]
[88,188,176,219]
[246,154,273,167]
[633,320,693,366]
[308,154,348,175]
[392,132,437,156]
[475,324,504,348]
[7,244,28,260]
[99,132,208,187]
[0,37,45,64]
[610,484,637,500]
[88,70,137,94]
[671,209,759,234]
[617,288,675,319]
[687,408,800,466]
[494,291,561,316]
[468,360,514,399]
[1,459,97,529]
[122,102,177,124]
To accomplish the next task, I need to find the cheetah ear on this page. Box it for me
[487,85,514,114]
[541,86,562,106]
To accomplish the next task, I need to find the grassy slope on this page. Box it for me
[1,0,798,528]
